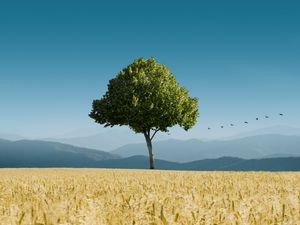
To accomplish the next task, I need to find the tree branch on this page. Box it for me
[150,129,159,141]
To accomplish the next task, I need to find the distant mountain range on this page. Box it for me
[44,129,169,151]
[2,125,300,151]
[112,134,300,162]
[0,133,300,171]
[0,139,119,168]
[94,156,300,171]
[0,141,299,171]
[224,125,300,140]
[42,125,300,151]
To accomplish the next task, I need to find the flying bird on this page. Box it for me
[205,113,284,133]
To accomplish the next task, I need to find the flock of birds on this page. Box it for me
[207,113,284,130]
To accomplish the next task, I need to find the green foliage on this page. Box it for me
[89,57,199,134]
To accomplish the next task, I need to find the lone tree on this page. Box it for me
[89,58,199,169]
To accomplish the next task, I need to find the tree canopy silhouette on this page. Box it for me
[89,57,199,169]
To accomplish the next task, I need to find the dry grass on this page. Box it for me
[0,169,299,225]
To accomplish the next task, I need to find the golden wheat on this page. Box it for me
[0,169,299,225]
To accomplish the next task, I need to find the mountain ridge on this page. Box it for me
[37,125,300,150]
[0,139,120,168]
[112,134,300,162]
[0,138,299,171]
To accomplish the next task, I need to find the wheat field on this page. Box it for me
[0,169,299,225]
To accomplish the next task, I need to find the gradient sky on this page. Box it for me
[0,0,299,139]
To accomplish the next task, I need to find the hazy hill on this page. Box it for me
[103,156,300,171]
[0,139,119,168]
[1,148,299,171]
[0,133,24,141]
[45,129,169,151]
[0,138,299,170]
[112,134,300,162]
[225,125,300,140]
[108,156,300,171]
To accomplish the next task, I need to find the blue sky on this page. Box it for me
[0,0,299,138]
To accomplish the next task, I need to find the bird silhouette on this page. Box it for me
[206,113,285,132]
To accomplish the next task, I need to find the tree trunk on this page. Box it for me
[144,132,155,169]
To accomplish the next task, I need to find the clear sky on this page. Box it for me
[0,0,299,139]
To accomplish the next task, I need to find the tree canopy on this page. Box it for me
[89,57,199,135]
